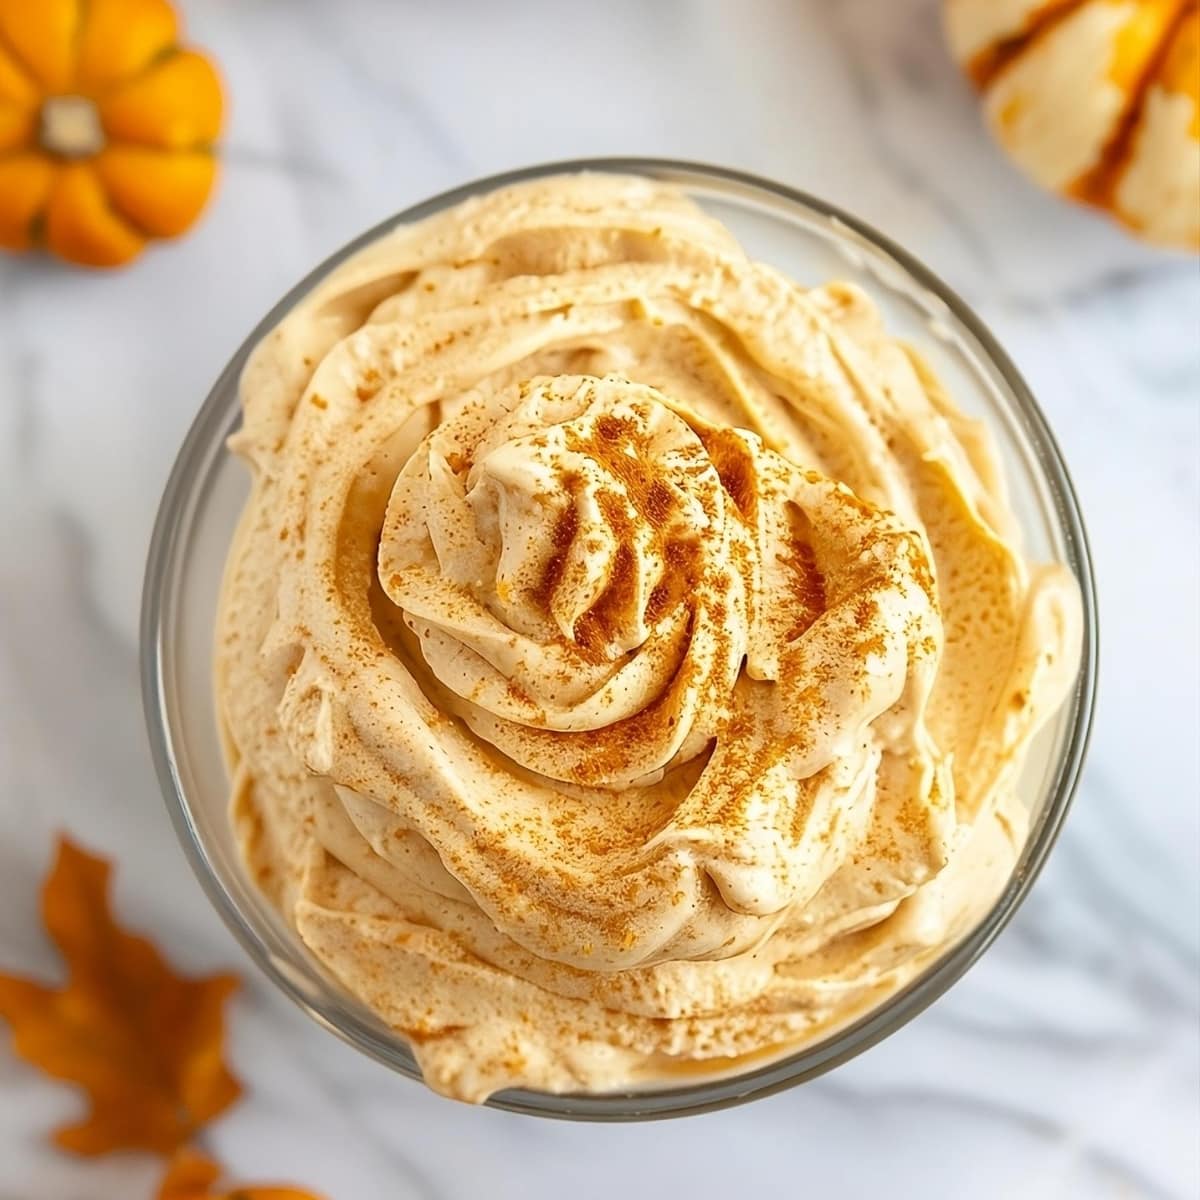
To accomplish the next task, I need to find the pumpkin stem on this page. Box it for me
[39,96,106,159]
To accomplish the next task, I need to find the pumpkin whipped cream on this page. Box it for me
[217,174,1081,1101]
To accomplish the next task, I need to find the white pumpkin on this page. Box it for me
[945,0,1199,250]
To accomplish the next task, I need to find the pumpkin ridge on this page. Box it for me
[0,38,37,105]
[106,132,218,154]
[965,0,1084,90]
[86,158,159,241]
[96,48,222,151]
[93,143,217,237]
[0,0,83,92]
[1071,0,1196,209]
[28,209,45,245]
[87,39,180,100]
[0,153,56,249]
[68,0,87,81]
[0,23,46,98]
[44,160,145,263]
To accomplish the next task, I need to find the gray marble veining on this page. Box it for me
[1,2,1196,1197]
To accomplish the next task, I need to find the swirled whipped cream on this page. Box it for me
[217,174,1082,1101]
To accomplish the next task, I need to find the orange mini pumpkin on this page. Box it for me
[0,0,223,267]
[945,0,1199,250]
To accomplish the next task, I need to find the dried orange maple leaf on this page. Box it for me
[0,836,242,1155]
[158,1148,328,1200]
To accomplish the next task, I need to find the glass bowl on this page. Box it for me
[141,158,1097,1120]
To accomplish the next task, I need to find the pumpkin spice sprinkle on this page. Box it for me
[217,173,1082,1102]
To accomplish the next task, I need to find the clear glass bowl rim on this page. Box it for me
[141,156,1098,1121]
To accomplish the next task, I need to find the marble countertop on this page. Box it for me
[1,1,1196,1197]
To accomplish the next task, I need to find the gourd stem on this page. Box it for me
[39,95,106,158]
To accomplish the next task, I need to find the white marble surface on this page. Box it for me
[1,1,1197,1197]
